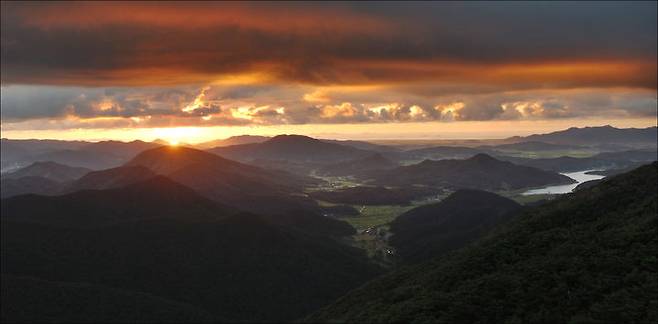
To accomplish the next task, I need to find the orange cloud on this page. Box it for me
[3,2,655,89]
[12,2,391,35]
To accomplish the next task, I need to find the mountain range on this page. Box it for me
[1,126,657,323]
[0,176,62,199]
[507,125,657,147]
[1,176,230,228]
[209,135,371,164]
[2,161,90,182]
[1,176,381,322]
[125,145,321,214]
[0,139,161,172]
[501,149,657,172]
[316,153,398,177]
[194,135,271,149]
[308,162,657,323]
[484,141,583,151]
[374,153,574,190]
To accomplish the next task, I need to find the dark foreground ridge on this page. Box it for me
[308,162,658,323]
[0,176,382,322]
[390,189,521,263]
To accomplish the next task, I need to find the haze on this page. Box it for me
[1,1,656,143]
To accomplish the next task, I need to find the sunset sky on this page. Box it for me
[1,1,656,143]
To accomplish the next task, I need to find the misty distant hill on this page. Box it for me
[308,162,657,323]
[0,176,62,199]
[593,149,657,162]
[29,149,126,170]
[81,140,161,159]
[1,165,160,198]
[0,138,87,159]
[500,149,657,172]
[209,135,371,164]
[321,139,400,153]
[317,153,398,177]
[374,154,574,190]
[485,141,583,151]
[402,146,486,161]
[389,189,521,263]
[0,139,162,171]
[507,125,657,147]
[125,145,321,214]
[2,161,91,182]
[1,139,86,172]
[194,135,271,149]
[499,155,610,172]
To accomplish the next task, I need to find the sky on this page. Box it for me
[1,1,656,143]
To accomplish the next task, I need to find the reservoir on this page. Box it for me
[522,170,606,195]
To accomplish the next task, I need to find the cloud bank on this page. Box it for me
[1,1,656,130]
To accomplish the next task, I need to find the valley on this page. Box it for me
[1,125,656,323]
[2,3,656,322]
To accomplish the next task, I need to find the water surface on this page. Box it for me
[522,170,605,195]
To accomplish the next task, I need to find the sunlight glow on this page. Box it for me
[151,127,203,145]
[182,86,210,113]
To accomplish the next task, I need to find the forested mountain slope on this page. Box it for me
[309,162,658,323]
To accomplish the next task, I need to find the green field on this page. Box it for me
[341,205,415,232]
[496,187,559,205]
[492,149,598,159]
[508,193,557,205]
[305,174,365,192]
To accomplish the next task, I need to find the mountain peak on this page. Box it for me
[363,152,387,161]
[468,153,498,162]
[28,161,64,168]
[268,134,319,143]
[125,145,240,175]
[151,138,170,145]
[67,165,157,192]
[4,161,92,183]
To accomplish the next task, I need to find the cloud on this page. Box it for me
[2,84,656,130]
[1,2,655,88]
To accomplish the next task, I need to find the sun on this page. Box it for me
[151,127,203,145]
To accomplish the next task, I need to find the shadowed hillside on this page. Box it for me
[1,179,382,322]
[3,161,91,182]
[375,154,574,190]
[65,165,157,192]
[500,149,656,172]
[209,135,371,164]
[1,176,230,228]
[317,153,398,177]
[389,189,521,263]
[308,162,658,323]
[125,145,321,214]
[1,275,215,323]
[0,176,62,199]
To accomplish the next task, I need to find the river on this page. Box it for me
[521,170,606,195]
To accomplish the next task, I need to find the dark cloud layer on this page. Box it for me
[1,2,656,130]
[2,1,656,88]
